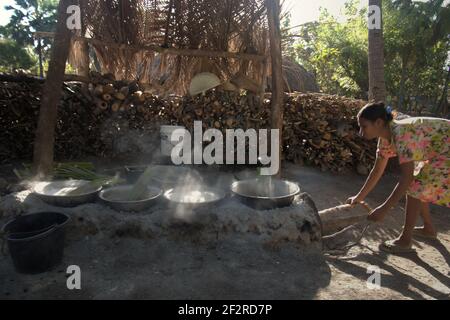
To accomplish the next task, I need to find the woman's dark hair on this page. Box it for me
[357,102,393,123]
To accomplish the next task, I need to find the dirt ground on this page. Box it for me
[0,162,449,300]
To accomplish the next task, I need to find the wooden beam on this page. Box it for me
[0,73,90,83]
[33,0,76,178]
[34,31,56,38]
[266,0,284,176]
[79,37,266,62]
[33,31,266,62]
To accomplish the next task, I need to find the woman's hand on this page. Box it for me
[346,194,364,206]
[367,205,389,222]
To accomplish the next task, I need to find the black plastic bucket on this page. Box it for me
[1,212,70,274]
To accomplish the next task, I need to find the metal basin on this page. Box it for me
[231,178,300,210]
[164,187,226,211]
[33,180,101,207]
[99,185,163,212]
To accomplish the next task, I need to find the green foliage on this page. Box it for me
[0,0,58,72]
[293,0,369,98]
[41,60,77,75]
[0,38,37,72]
[383,0,450,110]
[290,0,449,110]
[281,12,296,59]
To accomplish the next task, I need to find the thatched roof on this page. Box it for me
[282,57,319,93]
[69,0,271,95]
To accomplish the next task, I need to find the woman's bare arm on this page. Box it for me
[356,155,389,200]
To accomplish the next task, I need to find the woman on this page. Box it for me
[347,102,449,253]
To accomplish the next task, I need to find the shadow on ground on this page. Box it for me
[0,236,332,299]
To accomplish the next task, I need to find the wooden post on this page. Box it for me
[266,0,284,176]
[33,0,75,178]
[37,37,44,78]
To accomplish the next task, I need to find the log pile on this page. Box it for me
[283,93,375,173]
[0,80,41,161]
[0,73,171,161]
[171,91,267,131]
[55,71,171,123]
[0,73,376,173]
[170,90,375,173]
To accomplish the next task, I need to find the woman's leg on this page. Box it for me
[396,195,421,246]
[414,201,437,236]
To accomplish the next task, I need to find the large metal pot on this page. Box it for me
[33,180,101,207]
[231,178,300,210]
[99,185,162,212]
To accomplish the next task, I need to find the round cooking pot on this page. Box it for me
[164,186,226,211]
[99,185,162,212]
[33,180,101,207]
[231,178,300,210]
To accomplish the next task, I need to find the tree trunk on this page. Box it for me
[33,0,75,178]
[266,0,284,176]
[368,0,386,102]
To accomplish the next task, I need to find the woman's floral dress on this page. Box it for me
[377,117,450,207]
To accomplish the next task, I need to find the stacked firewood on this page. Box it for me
[0,73,376,173]
[283,93,375,173]
[76,72,174,128]
[0,73,172,162]
[171,91,267,131]
[0,80,41,162]
[170,90,375,173]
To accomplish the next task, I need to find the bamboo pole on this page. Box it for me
[80,37,267,62]
[0,73,90,83]
[266,0,284,176]
[34,32,266,62]
[37,37,44,78]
